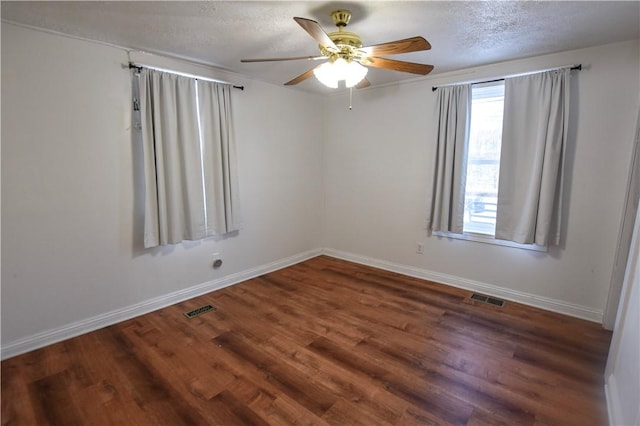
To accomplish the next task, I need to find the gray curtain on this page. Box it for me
[495,69,570,246]
[139,69,240,248]
[429,84,471,234]
[197,80,242,235]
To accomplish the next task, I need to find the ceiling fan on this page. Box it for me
[241,10,434,89]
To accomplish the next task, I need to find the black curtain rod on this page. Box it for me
[129,63,244,91]
[431,64,582,92]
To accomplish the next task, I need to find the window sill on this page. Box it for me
[433,231,547,252]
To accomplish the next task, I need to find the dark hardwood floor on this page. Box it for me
[2,256,612,425]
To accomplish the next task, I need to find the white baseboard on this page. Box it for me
[0,249,322,360]
[605,377,621,426]
[322,248,604,323]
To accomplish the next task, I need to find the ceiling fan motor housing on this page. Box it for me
[328,30,363,48]
[323,10,364,64]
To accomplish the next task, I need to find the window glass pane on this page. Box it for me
[463,82,504,236]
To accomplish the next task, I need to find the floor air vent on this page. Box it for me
[184,304,216,319]
[470,293,505,307]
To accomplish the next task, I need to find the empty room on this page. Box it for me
[2,1,639,425]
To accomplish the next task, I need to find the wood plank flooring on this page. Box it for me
[2,256,612,425]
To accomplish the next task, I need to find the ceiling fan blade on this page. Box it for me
[355,78,371,89]
[366,57,434,75]
[284,64,323,86]
[241,55,325,63]
[293,17,338,51]
[359,36,431,56]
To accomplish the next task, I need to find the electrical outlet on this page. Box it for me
[416,243,424,254]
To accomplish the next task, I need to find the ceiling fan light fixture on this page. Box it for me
[313,58,368,88]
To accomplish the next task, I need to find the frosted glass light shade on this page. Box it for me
[313,58,368,88]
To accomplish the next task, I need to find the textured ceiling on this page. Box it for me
[2,1,639,94]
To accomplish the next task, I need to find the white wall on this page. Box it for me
[323,40,640,320]
[1,23,324,351]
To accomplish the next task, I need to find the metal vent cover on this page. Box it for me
[184,304,216,319]
[470,293,505,307]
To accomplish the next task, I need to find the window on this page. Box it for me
[430,80,546,251]
[463,82,504,236]
[136,68,241,248]
[442,81,545,250]
[430,69,570,250]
